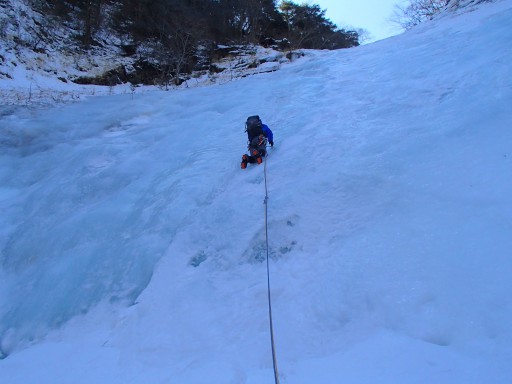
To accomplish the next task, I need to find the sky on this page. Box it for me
[1,0,512,383]
[312,0,404,41]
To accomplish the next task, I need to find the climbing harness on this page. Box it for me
[263,149,280,384]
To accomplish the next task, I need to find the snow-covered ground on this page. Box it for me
[1,0,512,383]
[0,37,290,106]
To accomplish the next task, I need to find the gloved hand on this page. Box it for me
[269,141,274,147]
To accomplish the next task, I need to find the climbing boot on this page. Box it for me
[241,154,248,169]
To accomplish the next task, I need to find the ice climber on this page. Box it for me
[241,115,274,169]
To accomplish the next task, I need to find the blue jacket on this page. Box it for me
[262,124,273,143]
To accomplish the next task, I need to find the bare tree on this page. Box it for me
[391,0,448,30]
[279,1,358,50]
[79,0,104,47]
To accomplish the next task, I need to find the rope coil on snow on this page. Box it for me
[263,148,280,384]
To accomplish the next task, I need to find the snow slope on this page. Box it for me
[1,0,512,382]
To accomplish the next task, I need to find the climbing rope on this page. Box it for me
[263,148,280,384]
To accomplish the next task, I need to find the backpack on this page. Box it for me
[245,115,263,141]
